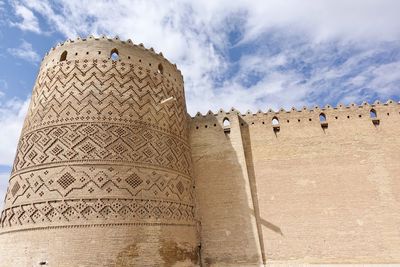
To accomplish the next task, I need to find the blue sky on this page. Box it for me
[0,0,400,201]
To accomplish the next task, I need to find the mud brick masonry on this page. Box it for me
[0,36,399,266]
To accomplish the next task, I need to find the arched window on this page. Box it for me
[223,118,230,127]
[158,63,163,74]
[370,109,377,118]
[110,48,119,61]
[272,117,279,125]
[319,113,326,122]
[60,51,67,62]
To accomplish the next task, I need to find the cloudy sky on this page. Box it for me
[0,0,400,201]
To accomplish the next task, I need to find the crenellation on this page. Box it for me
[41,36,183,79]
[190,100,399,121]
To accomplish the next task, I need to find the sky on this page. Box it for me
[0,0,400,203]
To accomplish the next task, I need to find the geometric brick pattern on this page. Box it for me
[23,59,187,137]
[0,198,194,229]
[4,165,193,207]
[1,57,195,230]
[12,122,192,175]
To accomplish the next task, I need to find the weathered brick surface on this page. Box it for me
[191,103,400,265]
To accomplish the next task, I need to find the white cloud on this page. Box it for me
[7,40,40,63]
[11,3,41,33]
[10,0,400,115]
[0,95,30,166]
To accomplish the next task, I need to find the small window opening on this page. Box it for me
[86,52,89,55]
[320,113,328,129]
[319,113,326,122]
[359,114,362,118]
[39,261,48,265]
[75,52,78,56]
[98,51,101,55]
[223,118,230,127]
[272,117,279,125]
[60,51,67,61]
[370,109,377,118]
[110,48,119,61]
[158,63,164,74]
[309,118,312,121]
[347,115,350,119]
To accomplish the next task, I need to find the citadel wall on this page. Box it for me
[190,101,400,265]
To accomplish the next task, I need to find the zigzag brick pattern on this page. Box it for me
[1,55,194,230]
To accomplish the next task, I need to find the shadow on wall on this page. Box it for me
[239,117,284,264]
[191,115,283,266]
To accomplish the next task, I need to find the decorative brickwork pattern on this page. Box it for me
[1,44,195,232]
[12,122,191,175]
[1,198,194,229]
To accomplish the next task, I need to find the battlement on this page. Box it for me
[192,99,398,118]
[40,35,183,84]
[191,100,400,136]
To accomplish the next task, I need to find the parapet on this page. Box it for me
[190,100,400,130]
[40,35,183,85]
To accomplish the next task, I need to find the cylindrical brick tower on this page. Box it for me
[0,36,198,266]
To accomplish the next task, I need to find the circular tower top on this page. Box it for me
[41,35,183,83]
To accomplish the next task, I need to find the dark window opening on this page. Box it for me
[158,63,164,74]
[60,51,67,61]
